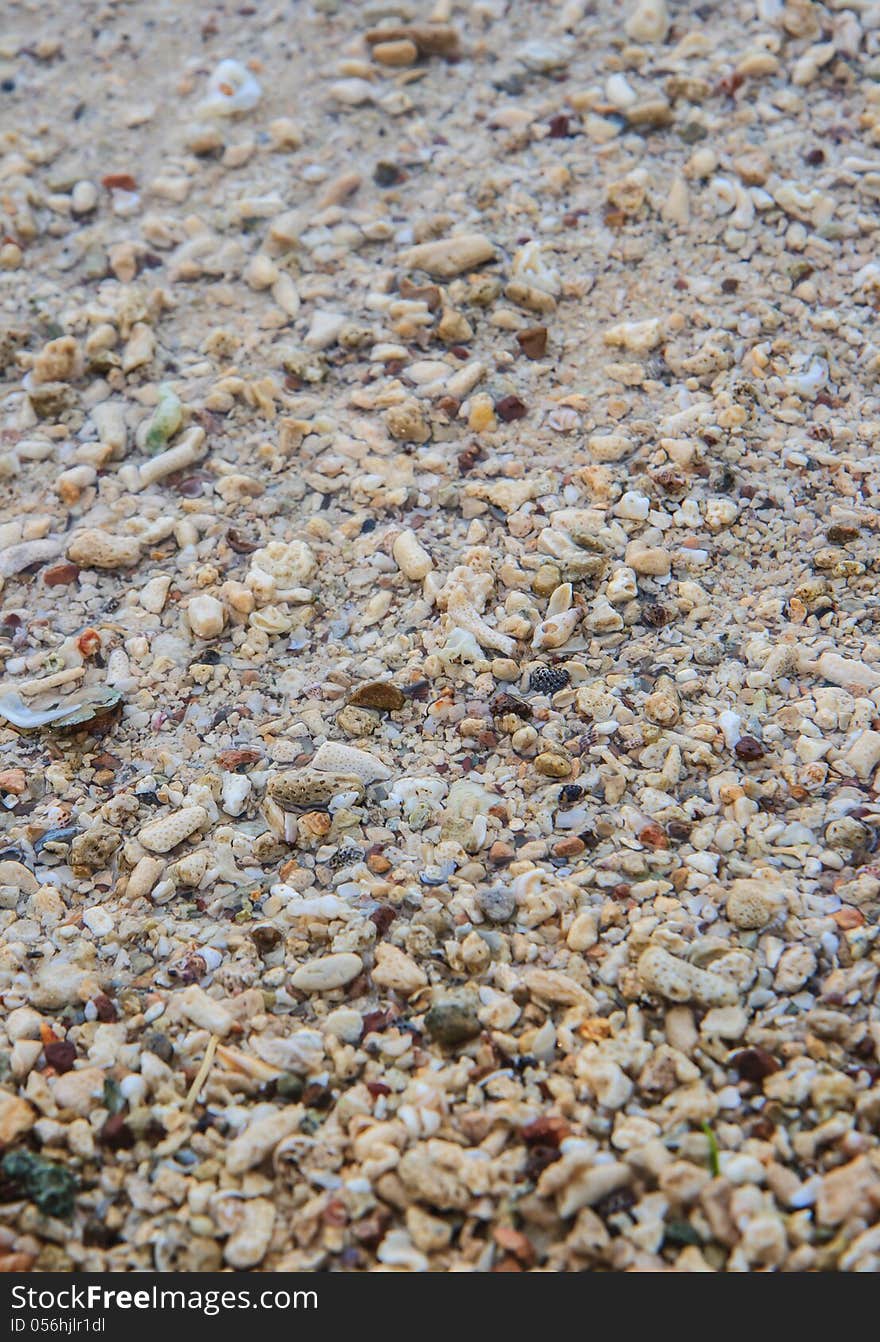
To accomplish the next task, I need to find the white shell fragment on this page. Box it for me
[197,59,262,116]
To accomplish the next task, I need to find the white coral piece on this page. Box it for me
[439,565,514,655]
[446,589,515,655]
[247,540,316,602]
[437,626,487,667]
[511,240,561,298]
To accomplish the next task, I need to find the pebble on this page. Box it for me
[535,751,572,779]
[842,730,880,781]
[291,952,363,993]
[0,1093,36,1145]
[816,652,880,692]
[177,985,235,1036]
[625,0,669,44]
[393,529,433,580]
[348,681,406,711]
[186,595,226,639]
[0,539,63,578]
[82,906,114,937]
[372,944,427,995]
[225,1108,302,1175]
[365,24,460,58]
[424,993,481,1046]
[477,886,517,923]
[223,1198,275,1269]
[70,180,98,215]
[372,38,418,66]
[399,234,496,278]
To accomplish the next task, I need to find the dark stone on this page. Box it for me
[477,886,516,923]
[424,994,481,1045]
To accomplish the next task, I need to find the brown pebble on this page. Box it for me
[364,23,460,57]
[216,748,262,771]
[44,1041,76,1073]
[92,994,118,1022]
[495,394,528,422]
[42,562,80,587]
[516,327,548,360]
[372,38,418,66]
[226,528,259,554]
[731,1047,780,1082]
[553,836,586,858]
[493,1225,536,1267]
[101,173,137,191]
[458,442,485,474]
[251,924,282,954]
[348,681,406,711]
[370,905,396,936]
[99,1114,135,1150]
[639,822,669,850]
[832,906,865,930]
[522,1114,568,1147]
[398,278,442,310]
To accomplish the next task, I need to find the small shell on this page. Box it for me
[532,594,580,650]
[547,582,573,617]
[446,779,494,820]
[398,233,495,278]
[0,687,122,731]
[262,797,299,843]
[248,604,292,636]
[389,777,449,806]
[786,355,828,400]
[167,946,223,983]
